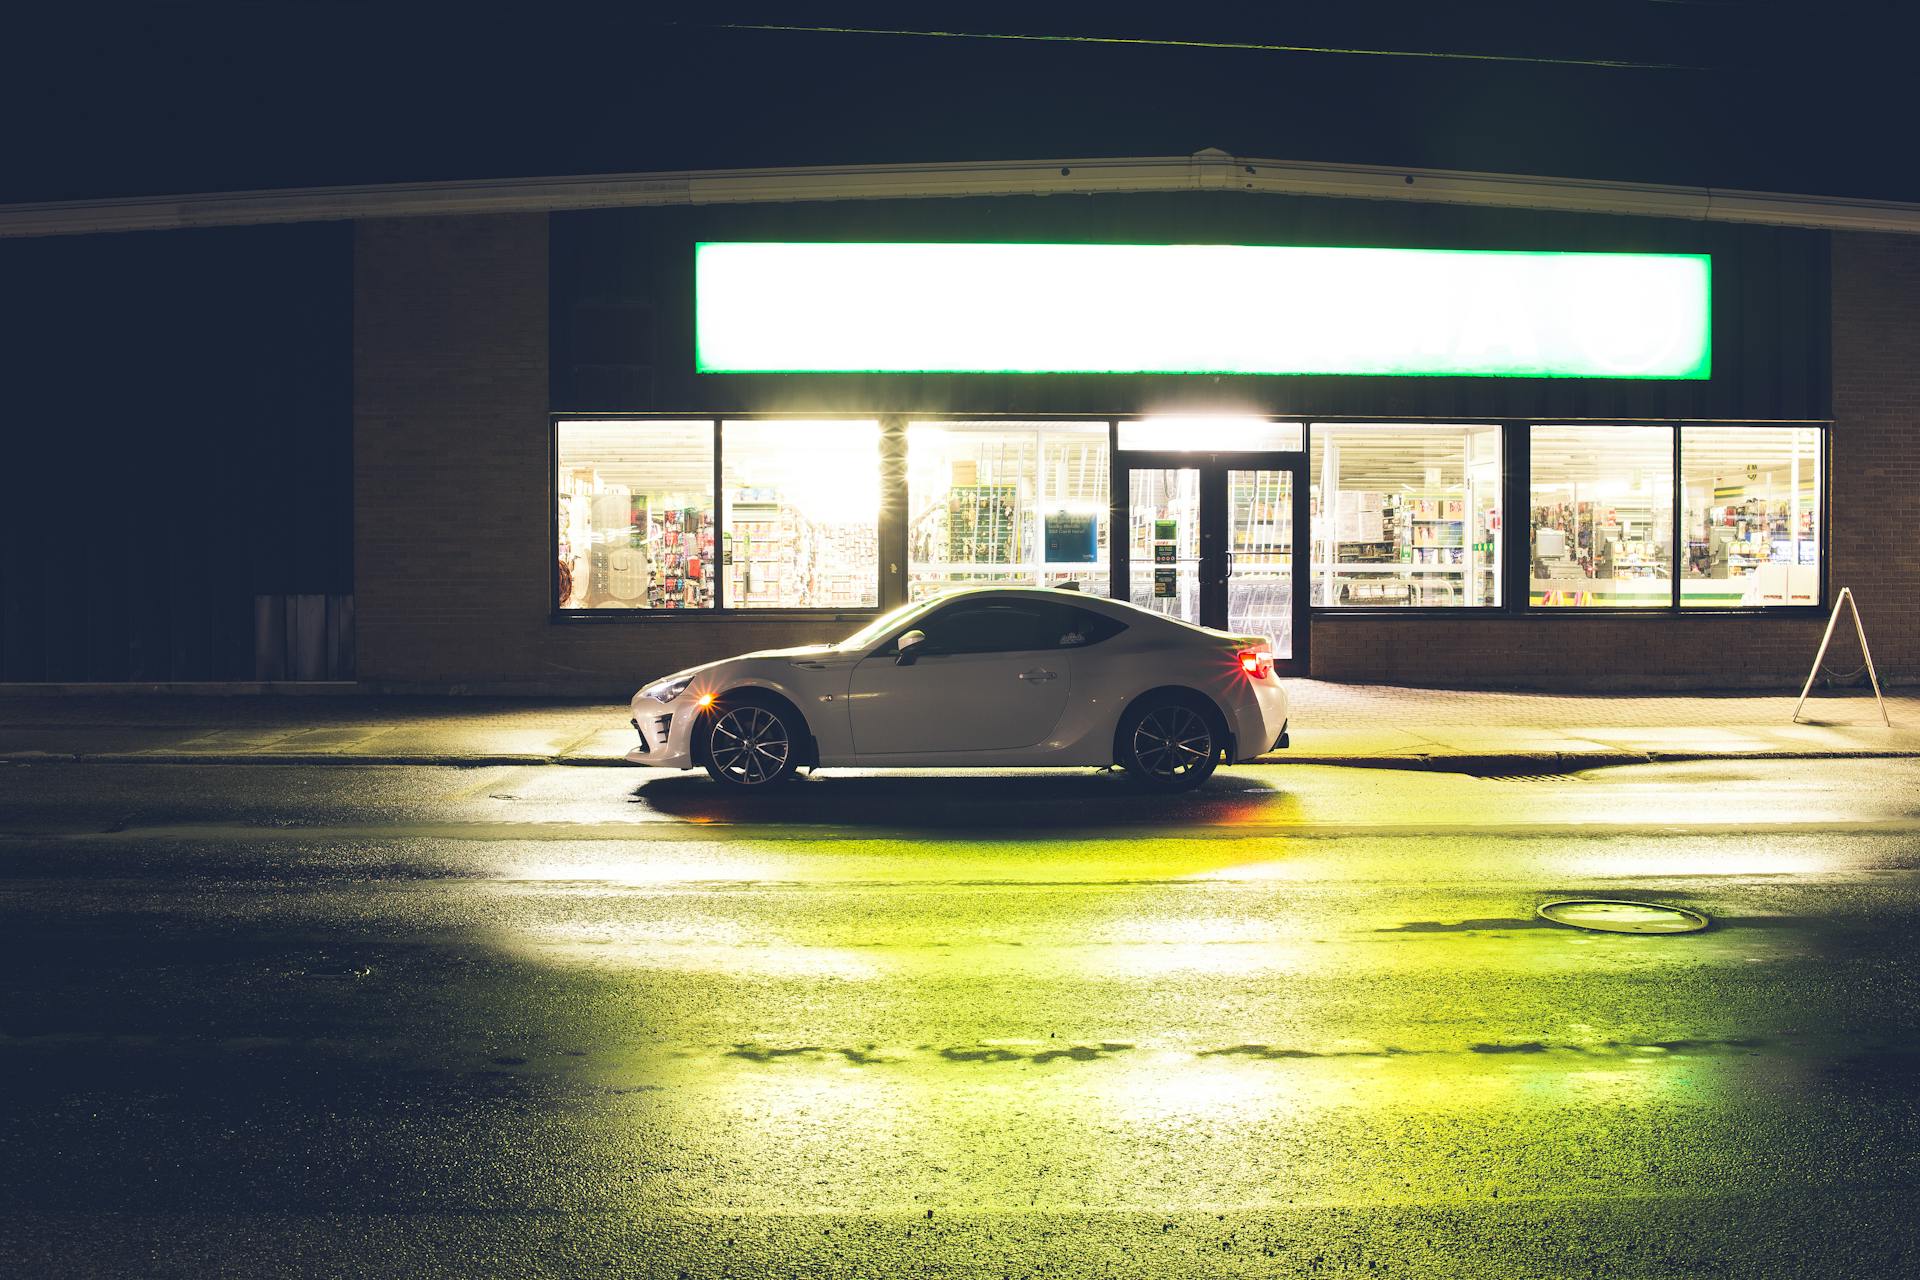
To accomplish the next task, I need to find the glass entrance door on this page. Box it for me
[1126,467,1204,625]
[1116,452,1306,669]
[1226,467,1295,657]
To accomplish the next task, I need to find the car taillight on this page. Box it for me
[1237,648,1273,679]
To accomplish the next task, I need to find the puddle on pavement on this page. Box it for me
[290,962,375,980]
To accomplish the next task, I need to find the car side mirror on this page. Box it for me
[894,629,926,665]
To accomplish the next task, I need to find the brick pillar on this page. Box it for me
[1830,231,1920,683]
[353,214,550,687]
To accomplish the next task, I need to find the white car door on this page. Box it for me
[848,600,1072,755]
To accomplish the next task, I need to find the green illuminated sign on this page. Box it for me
[695,242,1711,379]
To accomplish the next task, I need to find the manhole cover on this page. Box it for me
[1537,899,1709,934]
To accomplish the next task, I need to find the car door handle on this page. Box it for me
[1018,669,1057,682]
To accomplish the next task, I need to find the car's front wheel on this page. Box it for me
[699,698,802,788]
[1117,694,1222,791]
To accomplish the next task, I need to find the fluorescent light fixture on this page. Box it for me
[696,242,1711,379]
[1119,418,1303,451]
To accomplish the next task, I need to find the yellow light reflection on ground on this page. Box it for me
[1080,911,1320,978]
[488,835,1311,887]
[512,935,892,981]
[1554,843,1841,879]
[501,857,783,885]
[1092,1050,1317,1124]
[624,1044,1740,1214]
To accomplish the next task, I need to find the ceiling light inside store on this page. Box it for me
[725,420,880,526]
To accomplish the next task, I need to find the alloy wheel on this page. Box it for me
[708,705,791,784]
[1130,705,1213,778]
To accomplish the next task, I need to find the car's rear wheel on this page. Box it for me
[700,699,801,788]
[1117,694,1222,790]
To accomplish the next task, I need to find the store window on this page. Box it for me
[1681,427,1820,608]
[1528,426,1674,607]
[721,420,880,609]
[1309,424,1503,607]
[906,422,1110,600]
[555,420,715,610]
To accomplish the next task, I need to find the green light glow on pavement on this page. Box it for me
[695,242,1712,378]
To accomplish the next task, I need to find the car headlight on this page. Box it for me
[640,675,694,703]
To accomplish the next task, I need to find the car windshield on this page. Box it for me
[836,600,934,650]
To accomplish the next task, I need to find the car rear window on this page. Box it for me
[1054,605,1127,648]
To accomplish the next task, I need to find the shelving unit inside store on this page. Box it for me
[1312,427,1502,608]
[906,426,1109,600]
[725,496,878,609]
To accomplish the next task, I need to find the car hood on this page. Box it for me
[737,643,837,660]
[645,643,838,688]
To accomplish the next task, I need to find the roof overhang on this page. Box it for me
[5,149,1919,239]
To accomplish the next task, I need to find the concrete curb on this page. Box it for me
[1267,752,1912,771]
[1270,751,1645,773]
[4,747,1918,771]
[1269,747,1920,772]
[0,751,574,767]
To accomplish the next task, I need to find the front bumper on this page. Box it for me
[623,702,697,767]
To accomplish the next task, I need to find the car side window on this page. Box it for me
[900,601,1129,655]
[912,604,1052,655]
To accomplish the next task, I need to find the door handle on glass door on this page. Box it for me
[1018,669,1057,682]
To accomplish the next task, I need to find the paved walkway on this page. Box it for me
[0,684,1911,771]
[1281,683,1913,770]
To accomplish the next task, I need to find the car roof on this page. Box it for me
[913,585,1185,629]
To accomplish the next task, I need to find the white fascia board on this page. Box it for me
[3,151,1919,238]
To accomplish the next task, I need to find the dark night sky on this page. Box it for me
[6,2,1913,206]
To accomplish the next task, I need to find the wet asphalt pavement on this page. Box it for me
[2,758,1919,1278]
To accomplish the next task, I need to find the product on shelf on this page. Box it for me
[947,484,1019,566]
[727,494,878,609]
[555,469,715,609]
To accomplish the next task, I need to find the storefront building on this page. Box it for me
[4,155,1917,691]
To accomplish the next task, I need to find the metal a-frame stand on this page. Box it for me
[1792,587,1891,726]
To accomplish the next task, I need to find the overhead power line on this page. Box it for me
[687,21,1707,72]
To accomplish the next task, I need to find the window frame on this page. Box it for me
[1523,421,1678,613]
[550,413,887,621]
[1674,423,1826,613]
[1306,421,1508,612]
[1509,420,1831,617]
[552,414,1831,624]
[1301,418,1831,620]
[903,418,1115,601]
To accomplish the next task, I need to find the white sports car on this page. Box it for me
[626,587,1290,790]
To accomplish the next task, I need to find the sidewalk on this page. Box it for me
[0,684,1912,771]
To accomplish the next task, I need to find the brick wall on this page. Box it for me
[354,214,1913,694]
[354,214,847,693]
[1829,230,1920,686]
[1309,614,1830,690]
